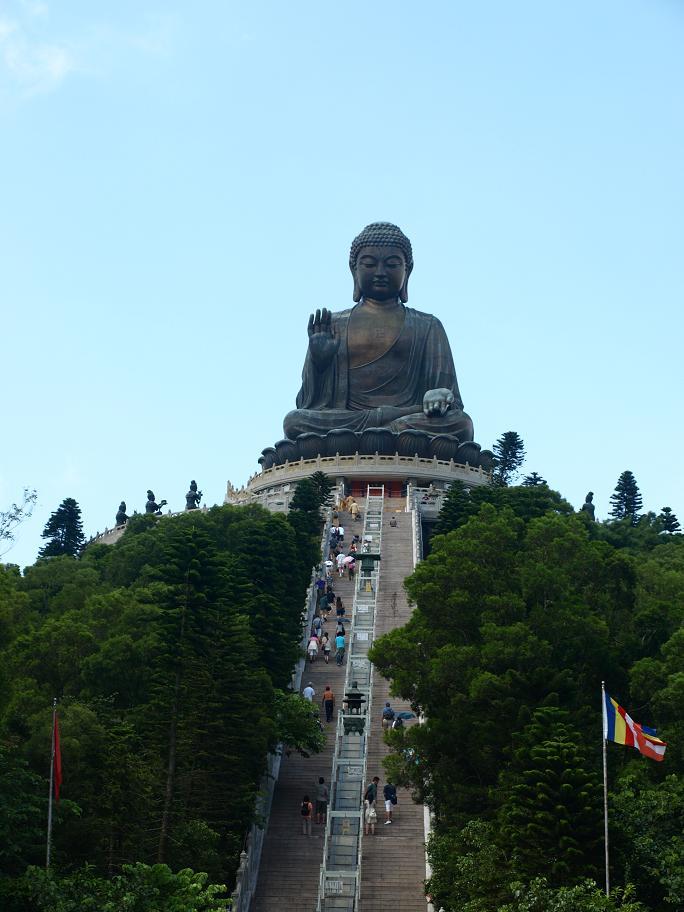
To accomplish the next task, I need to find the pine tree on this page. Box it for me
[309,470,335,507]
[522,472,547,486]
[658,507,681,534]
[498,706,602,887]
[38,497,85,558]
[492,431,526,486]
[434,481,472,535]
[609,471,643,525]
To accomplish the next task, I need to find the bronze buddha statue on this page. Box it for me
[284,222,474,443]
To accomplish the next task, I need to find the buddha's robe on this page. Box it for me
[283,305,474,441]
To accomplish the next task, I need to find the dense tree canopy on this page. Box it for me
[371,484,684,911]
[0,495,328,903]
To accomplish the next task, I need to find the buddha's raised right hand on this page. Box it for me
[307,308,340,369]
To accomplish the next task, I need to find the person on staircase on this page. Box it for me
[321,685,335,723]
[300,795,313,836]
[383,782,398,825]
[321,631,331,663]
[316,777,329,825]
[335,630,346,666]
[364,798,377,836]
[381,702,396,731]
[307,634,319,663]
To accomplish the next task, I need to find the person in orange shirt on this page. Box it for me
[321,685,335,723]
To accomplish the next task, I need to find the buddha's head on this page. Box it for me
[349,222,413,303]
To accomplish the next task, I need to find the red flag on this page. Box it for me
[53,713,62,802]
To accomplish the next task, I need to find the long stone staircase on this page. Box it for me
[358,499,426,912]
[252,496,427,912]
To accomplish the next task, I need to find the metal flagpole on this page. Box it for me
[601,681,610,897]
[46,697,57,869]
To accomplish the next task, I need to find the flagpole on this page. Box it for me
[601,681,610,897]
[46,697,57,869]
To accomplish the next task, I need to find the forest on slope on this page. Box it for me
[371,482,684,912]
[0,483,329,910]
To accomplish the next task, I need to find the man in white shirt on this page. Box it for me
[303,683,315,701]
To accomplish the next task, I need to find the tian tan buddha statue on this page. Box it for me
[260,222,490,469]
[284,222,473,440]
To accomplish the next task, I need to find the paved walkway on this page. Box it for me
[359,499,427,912]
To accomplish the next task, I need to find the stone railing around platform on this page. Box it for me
[246,451,491,496]
[88,506,212,547]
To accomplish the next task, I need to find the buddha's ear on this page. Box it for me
[352,272,362,302]
[399,267,412,304]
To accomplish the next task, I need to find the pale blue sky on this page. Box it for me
[2,0,682,568]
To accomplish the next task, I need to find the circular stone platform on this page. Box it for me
[227,451,491,513]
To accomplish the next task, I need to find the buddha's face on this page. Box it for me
[355,245,407,302]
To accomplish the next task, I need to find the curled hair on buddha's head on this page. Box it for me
[349,222,413,303]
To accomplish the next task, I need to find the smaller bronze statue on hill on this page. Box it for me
[580,491,596,521]
[116,501,128,526]
[185,480,202,511]
[145,490,167,515]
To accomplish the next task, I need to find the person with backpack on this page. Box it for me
[300,794,313,836]
[381,702,395,731]
[383,781,398,825]
[321,632,331,664]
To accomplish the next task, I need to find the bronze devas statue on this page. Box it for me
[580,492,596,520]
[185,480,202,511]
[284,222,474,442]
[145,490,167,515]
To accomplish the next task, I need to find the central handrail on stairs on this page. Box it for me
[316,484,385,912]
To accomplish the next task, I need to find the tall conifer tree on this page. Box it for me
[609,470,643,524]
[522,472,546,486]
[38,497,85,558]
[658,506,681,534]
[492,431,526,486]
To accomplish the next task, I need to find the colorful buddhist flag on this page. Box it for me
[603,691,666,762]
